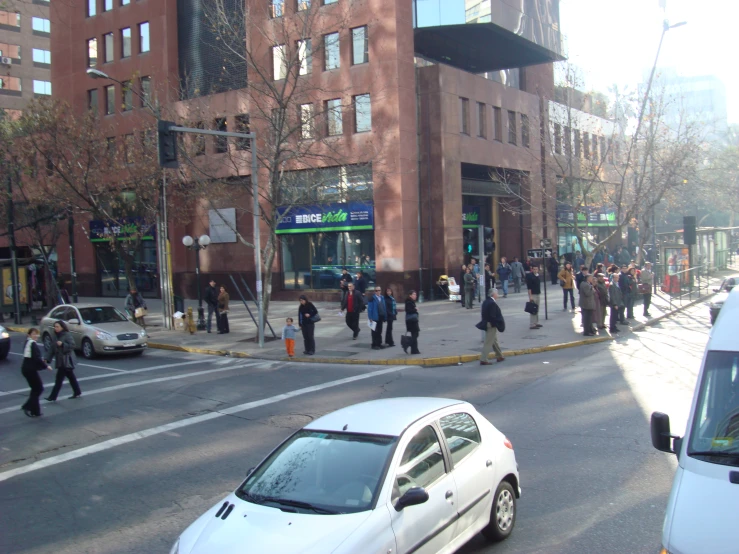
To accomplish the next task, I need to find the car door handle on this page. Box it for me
[486,460,493,467]
[445,490,454,499]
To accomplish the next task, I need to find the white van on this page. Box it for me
[651,287,739,554]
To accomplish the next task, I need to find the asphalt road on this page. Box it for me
[0,302,710,554]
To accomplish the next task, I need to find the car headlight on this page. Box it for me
[95,330,114,341]
[0,327,8,339]
[139,329,147,337]
[169,538,180,554]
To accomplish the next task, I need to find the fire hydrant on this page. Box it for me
[187,307,196,334]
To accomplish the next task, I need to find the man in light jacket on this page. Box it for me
[480,288,505,365]
[641,262,654,317]
[510,257,525,293]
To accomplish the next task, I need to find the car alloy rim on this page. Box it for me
[496,488,514,531]
[83,342,92,357]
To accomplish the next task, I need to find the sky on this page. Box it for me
[559,0,739,123]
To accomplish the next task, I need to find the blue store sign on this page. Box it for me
[276,202,374,234]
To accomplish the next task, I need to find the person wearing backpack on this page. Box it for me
[479,288,505,365]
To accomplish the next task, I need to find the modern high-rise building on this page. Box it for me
[0,0,52,119]
[42,0,575,301]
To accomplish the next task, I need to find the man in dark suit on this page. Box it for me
[340,282,363,340]
[480,288,505,365]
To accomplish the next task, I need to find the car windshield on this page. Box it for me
[79,307,129,325]
[688,351,739,466]
[236,430,397,514]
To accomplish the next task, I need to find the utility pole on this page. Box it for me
[68,210,78,303]
[6,158,22,323]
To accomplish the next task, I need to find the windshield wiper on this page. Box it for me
[258,496,340,514]
[688,450,739,463]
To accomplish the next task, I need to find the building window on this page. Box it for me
[235,114,250,150]
[105,84,115,114]
[0,42,20,60]
[326,98,342,136]
[323,0,338,4]
[214,117,228,153]
[104,0,113,11]
[122,81,133,111]
[459,97,469,134]
[32,17,50,33]
[582,132,590,159]
[32,48,51,64]
[507,110,516,144]
[573,129,581,158]
[493,107,502,141]
[0,11,20,28]
[599,136,606,162]
[354,94,371,133]
[607,138,614,164]
[324,32,339,70]
[297,39,311,75]
[124,134,135,164]
[272,44,286,80]
[0,76,21,91]
[33,80,52,95]
[121,0,130,5]
[139,22,150,53]
[271,0,284,18]
[140,76,151,107]
[121,28,131,58]
[87,38,98,67]
[104,33,114,62]
[553,123,562,154]
[87,0,97,17]
[521,114,529,148]
[351,26,368,65]
[88,89,98,113]
[591,134,598,161]
[299,103,314,139]
[297,0,310,10]
[477,102,486,138]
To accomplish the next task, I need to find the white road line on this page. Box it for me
[0,365,409,483]
[0,359,227,397]
[0,363,259,415]
[7,352,125,372]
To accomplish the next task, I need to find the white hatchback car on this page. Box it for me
[171,397,520,554]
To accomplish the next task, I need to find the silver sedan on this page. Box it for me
[40,303,148,359]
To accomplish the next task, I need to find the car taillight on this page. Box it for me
[503,437,513,450]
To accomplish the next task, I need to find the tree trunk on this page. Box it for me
[261,234,277,334]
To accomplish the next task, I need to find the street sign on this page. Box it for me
[527,249,543,259]
[540,238,552,248]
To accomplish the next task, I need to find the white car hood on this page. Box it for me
[666,466,739,554]
[181,495,372,554]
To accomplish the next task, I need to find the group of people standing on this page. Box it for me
[460,256,527,309]
[204,279,231,334]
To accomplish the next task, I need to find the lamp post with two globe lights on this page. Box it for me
[182,234,211,330]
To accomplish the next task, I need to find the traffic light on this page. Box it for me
[464,228,478,256]
[158,120,179,168]
[483,227,495,253]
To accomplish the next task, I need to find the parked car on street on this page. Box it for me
[709,275,738,324]
[40,303,147,359]
[170,397,520,554]
[0,325,9,360]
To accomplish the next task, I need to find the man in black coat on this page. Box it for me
[354,271,367,295]
[204,279,221,333]
[480,288,505,365]
[339,268,353,304]
[340,282,364,339]
[526,265,543,330]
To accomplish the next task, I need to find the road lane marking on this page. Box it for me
[0,362,262,415]
[0,359,228,397]
[7,352,125,372]
[0,365,409,482]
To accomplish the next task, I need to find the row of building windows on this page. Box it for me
[270,0,338,18]
[0,76,51,95]
[86,22,149,66]
[459,97,530,148]
[0,44,51,64]
[87,76,151,115]
[87,0,132,18]
[0,11,50,32]
[272,25,368,79]
[552,123,619,164]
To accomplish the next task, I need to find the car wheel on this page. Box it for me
[482,480,516,542]
[81,338,96,359]
[130,350,144,356]
[0,345,8,361]
[42,333,53,353]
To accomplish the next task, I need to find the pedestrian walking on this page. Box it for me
[579,275,597,336]
[558,262,575,311]
[459,263,467,307]
[641,262,654,317]
[44,320,82,401]
[463,267,476,309]
[204,279,221,333]
[21,328,52,417]
[479,288,505,365]
[619,266,634,320]
[367,286,388,350]
[548,255,559,285]
[340,282,363,339]
[297,294,318,355]
[595,273,608,329]
[526,265,542,329]
[281,317,298,358]
[574,251,585,270]
[383,287,397,347]
[511,257,525,293]
[404,290,421,355]
[609,274,624,333]
[217,286,230,334]
[484,264,496,297]
[339,268,353,305]
[354,271,367,295]
[124,287,147,326]
[497,257,512,298]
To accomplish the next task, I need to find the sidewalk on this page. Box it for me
[57,267,730,366]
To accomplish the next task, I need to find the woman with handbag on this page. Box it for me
[383,287,397,347]
[125,287,147,327]
[21,328,53,417]
[298,294,318,355]
[217,286,230,334]
[44,320,82,402]
[404,290,421,355]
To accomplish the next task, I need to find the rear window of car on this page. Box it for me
[440,412,481,465]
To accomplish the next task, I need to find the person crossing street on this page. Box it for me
[479,288,505,365]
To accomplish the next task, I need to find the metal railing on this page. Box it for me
[652,264,721,311]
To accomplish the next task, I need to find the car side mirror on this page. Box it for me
[246,467,255,477]
[651,412,678,454]
[395,487,429,511]
[68,318,80,325]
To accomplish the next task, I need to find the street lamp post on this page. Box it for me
[182,234,211,330]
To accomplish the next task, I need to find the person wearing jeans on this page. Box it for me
[497,258,512,298]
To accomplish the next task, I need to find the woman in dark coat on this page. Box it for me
[21,328,52,417]
[45,320,82,401]
[404,290,421,355]
[297,294,318,355]
[383,287,397,347]
[217,286,230,334]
